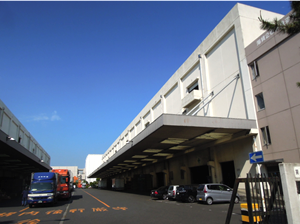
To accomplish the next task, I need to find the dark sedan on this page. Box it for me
[176,185,198,203]
[150,186,169,200]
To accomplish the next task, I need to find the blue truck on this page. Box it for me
[27,172,60,208]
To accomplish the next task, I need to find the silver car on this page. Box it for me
[167,185,179,200]
[196,183,239,205]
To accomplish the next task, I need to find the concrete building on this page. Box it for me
[85,154,103,183]
[89,3,285,191]
[78,168,85,181]
[245,13,300,175]
[0,99,51,198]
[51,166,79,179]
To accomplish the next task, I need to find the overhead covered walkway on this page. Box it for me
[0,99,51,199]
[90,114,257,179]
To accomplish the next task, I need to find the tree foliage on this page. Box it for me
[259,1,300,34]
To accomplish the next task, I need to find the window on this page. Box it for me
[250,61,260,79]
[210,185,219,190]
[256,92,265,110]
[261,126,271,145]
[187,81,199,93]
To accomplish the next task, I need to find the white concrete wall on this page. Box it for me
[102,3,284,163]
[51,166,78,180]
[279,163,300,224]
[85,154,103,183]
[0,99,51,165]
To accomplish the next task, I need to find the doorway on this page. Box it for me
[156,172,165,187]
[221,161,236,188]
[190,165,210,184]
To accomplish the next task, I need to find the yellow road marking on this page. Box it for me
[81,189,110,208]
[19,207,30,212]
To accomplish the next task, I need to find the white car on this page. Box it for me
[196,183,240,205]
[167,185,179,200]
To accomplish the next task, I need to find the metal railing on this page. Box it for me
[225,173,287,224]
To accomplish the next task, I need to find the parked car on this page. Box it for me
[176,185,198,203]
[167,185,179,200]
[150,186,169,200]
[196,183,240,205]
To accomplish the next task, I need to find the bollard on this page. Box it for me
[240,203,261,223]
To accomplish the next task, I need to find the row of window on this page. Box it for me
[103,82,201,162]
[249,61,272,146]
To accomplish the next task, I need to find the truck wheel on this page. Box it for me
[29,204,33,208]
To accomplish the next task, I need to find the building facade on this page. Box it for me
[51,166,79,180]
[85,154,103,183]
[245,13,300,175]
[89,4,285,191]
[0,99,51,198]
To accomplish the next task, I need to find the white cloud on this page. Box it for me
[50,111,61,121]
[33,114,49,121]
[32,111,61,122]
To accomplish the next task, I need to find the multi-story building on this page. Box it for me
[245,13,300,175]
[51,166,79,179]
[89,3,285,192]
[85,154,103,183]
[0,99,51,197]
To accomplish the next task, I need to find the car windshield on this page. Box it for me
[30,182,53,192]
[61,176,68,184]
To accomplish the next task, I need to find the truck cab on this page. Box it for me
[27,172,60,207]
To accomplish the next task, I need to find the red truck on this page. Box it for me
[51,169,73,199]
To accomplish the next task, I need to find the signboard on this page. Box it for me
[249,151,264,164]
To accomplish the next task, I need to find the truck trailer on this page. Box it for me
[27,172,60,208]
[52,169,73,199]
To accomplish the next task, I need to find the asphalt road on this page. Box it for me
[0,188,242,224]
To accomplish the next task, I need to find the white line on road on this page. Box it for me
[59,192,73,224]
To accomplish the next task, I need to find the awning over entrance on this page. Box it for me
[0,130,51,174]
[89,114,257,179]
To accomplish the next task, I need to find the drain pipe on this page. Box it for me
[198,54,205,104]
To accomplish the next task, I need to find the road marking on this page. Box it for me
[81,189,110,208]
[59,192,73,224]
[19,207,30,212]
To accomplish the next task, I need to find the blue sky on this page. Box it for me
[0,1,291,168]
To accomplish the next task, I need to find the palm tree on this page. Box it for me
[258,1,300,34]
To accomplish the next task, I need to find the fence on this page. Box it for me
[225,173,287,224]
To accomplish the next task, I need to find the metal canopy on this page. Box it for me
[0,130,51,175]
[89,114,257,179]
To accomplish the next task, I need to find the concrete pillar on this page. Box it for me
[279,163,300,224]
